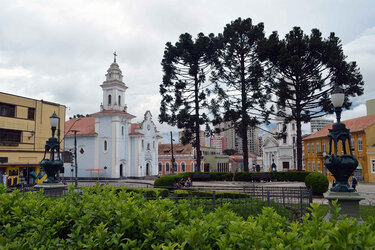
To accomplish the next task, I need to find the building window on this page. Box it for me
[317,161,321,172]
[0,129,21,145]
[292,124,295,131]
[0,103,16,118]
[312,162,315,171]
[166,162,170,172]
[316,143,320,153]
[118,95,121,106]
[308,162,310,171]
[307,144,310,154]
[371,159,375,173]
[122,126,124,137]
[350,138,355,151]
[27,108,35,120]
[158,162,162,172]
[292,137,295,144]
[180,162,185,172]
[322,143,326,153]
[358,138,363,151]
[312,144,314,154]
[104,140,108,152]
[173,162,178,172]
[153,141,155,149]
[147,143,150,150]
[108,95,112,105]
[142,140,144,149]
[283,136,287,144]
[191,162,195,171]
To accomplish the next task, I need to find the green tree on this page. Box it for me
[211,18,271,172]
[223,149,237,155]
[258,27,364,170]
[159,33,216,171]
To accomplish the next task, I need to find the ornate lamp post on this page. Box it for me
[40,112,63,183]
[324,86,358,192]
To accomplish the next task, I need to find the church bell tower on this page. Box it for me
[100,52,128,111]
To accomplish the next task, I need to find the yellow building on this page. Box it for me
[303,113,375,183]
[0,92,66,186]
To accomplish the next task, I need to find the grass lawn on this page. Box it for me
[318,204,375,221]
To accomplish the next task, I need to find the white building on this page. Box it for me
[310,117,333,133]
[64,57,160,178]
[262,118,297,172]
[216,121,259,155]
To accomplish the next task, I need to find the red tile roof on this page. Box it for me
[65,117,96,136]
[304,113,375,140]
[129,123,143,136]
[158,143,193,155]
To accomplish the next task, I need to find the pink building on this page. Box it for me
[210,136,226,155]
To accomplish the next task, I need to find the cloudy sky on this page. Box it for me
[1,0,374,138]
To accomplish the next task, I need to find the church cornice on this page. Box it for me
[91,110,136,119]
[101,81,128,90]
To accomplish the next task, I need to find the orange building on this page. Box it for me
[303,113,375,183]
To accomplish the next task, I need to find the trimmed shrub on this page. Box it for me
[209,172,233,181]
[233,172,252,181]
[154,175,178,187]
[305,172,329,195]
[1,186,375,248]
[173,189,190,197]
[285,171,310,181]
[215,191,250,199]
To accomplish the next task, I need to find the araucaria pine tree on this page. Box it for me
[159,33,216,172]
[258,27,364,171]
[211,18,271,172]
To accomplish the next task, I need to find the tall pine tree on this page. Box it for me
[258,27,364,171]
[211,18,271,172]
[159,33,216,172]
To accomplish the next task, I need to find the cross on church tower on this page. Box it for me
[113,51,117,62]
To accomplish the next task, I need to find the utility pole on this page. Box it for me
[170,131,175,174]
[71,130,79,187]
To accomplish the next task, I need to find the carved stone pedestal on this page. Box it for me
[34,183,67,197]
[324,191,365,223]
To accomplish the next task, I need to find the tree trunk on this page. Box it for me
[194,74,201,172]
[296,111,303,171]
[240,52,249,172]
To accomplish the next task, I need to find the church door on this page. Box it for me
[146,163,150,176]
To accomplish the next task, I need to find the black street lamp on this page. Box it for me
[324,85,358,192]
[170,132,176,174]
[40,112,63,183]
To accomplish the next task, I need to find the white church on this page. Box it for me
[64,56,160,178]
[262,116,297,172]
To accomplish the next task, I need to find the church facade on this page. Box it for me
[63,58,160,178]
[262,118,297,172]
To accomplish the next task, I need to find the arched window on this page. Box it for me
[166,162,170,172]
[181,162,186,172]
[118,95,121,106]
[104,140,108,151]
[147,143,150,150]
[158,162,162,172]
[108,95,112,105]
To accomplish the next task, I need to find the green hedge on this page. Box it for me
[154,171,310,186]
[1,185,374,249]
[233,172,252,181]
[305,172,329,196]
[209,172,233,181]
